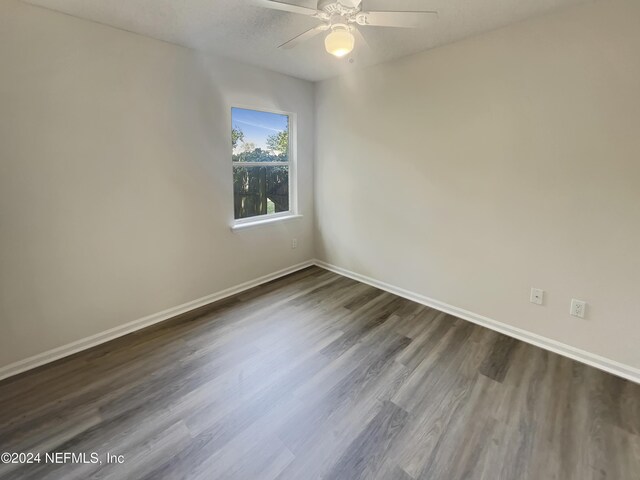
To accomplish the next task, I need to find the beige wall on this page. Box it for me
[0,0,315,368]
[315,0,640,369]
[2,0,639,375]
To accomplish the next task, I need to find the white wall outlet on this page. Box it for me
[530,288,544,305]
[570,299,586,318]
[291,238,298,249]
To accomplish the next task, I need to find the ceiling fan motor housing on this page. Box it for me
[317,0,360,17]
[317,0,367,29]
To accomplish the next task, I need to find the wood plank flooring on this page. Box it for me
[0,266,638,479]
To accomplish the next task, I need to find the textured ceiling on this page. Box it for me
[23,0,590,81]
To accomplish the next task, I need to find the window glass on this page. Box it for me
[232,108,291,221]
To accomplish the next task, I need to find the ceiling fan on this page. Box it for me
[253,0,438,58]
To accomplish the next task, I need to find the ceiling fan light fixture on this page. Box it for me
[324,24,355,58]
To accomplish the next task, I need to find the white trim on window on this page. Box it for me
[234,162,289,167]
[230,213,303,231]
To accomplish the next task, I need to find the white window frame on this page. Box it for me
[231,106,299,230]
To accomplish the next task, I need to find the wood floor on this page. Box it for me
[0,266,638,480]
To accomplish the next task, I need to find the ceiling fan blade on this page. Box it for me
[279,24,328,49]
[358,11,438,28]
[253,0,319,16]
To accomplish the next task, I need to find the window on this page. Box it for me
[232,107,293,223]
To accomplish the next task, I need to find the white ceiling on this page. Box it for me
[23,0,590,81]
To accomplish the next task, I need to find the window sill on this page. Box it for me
[231,214,303,231]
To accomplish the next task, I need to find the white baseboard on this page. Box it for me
[2,258,638,385]
[313,260,640,385]
[0,260,315,382]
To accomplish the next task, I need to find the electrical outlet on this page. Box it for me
[291,238,298,249]
[570,299,586,318]
[530,288,544,305]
